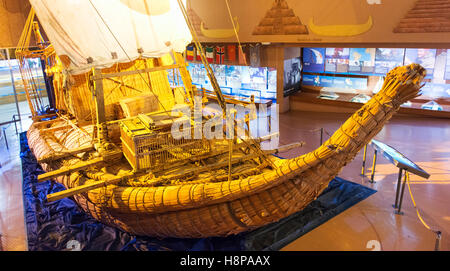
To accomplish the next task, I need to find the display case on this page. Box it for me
[185,62,276,103]
[301,47,450,112]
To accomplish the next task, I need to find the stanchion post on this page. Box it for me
[435,231,441,251]
[361,144,367,176]
[395,171,407,215]
[393,168,403,209]
[12,115,18,134]
[370,149,378,183]
[2,128,8,150]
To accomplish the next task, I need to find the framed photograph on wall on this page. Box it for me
[374,48,405,75]
[348,48,376,74]
[283,57,302,96]
[302,48,325,73]
[324,48,350,73]
[404,48,436,79]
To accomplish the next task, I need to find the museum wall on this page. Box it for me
[188,0,450,114]
[0,0,31,48]
[189,0,450,46]
[289,46,450,115]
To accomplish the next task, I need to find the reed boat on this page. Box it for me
[21,0,426,238]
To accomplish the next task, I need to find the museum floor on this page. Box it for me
[0,109,449,251]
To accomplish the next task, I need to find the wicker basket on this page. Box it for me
[120,116,211,171]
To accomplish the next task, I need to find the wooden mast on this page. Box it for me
[91,68,107,147]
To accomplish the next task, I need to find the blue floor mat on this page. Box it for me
[20,132,376,251]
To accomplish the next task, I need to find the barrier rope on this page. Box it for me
[331,128,442,250]
[292,128,323,133]
[405,172,442,251]
[323,129,333,138]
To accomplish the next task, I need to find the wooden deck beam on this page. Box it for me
[41,124,72,134]
[37,157,105,182]
[34,117,63,128]
[32,113,57,121]
[91,64,181,80]
[37,145,95,163]
[160,141,305,181]
[46,172,135,202]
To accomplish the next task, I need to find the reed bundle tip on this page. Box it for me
[380,64,426,105]
[387,63,426,84]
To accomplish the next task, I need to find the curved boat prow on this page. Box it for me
[307,63,425,160]
[278,63,426,193]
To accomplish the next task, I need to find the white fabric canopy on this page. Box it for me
[30,0,192,74]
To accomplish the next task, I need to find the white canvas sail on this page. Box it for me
[30,0,192,74]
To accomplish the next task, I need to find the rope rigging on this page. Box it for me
[87,0,175,120]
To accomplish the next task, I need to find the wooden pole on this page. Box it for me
[91,68,107,144]
[159,141,304,182]
[46,172,135,202]
[37,157,105,182]
[37,145,94,164]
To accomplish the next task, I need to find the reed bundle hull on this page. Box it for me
[27,64,426,238]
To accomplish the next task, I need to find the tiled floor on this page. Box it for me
[0,106,449,251]
[278,111,450,251]
[0,124,28,251]
[0,101,32,251]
